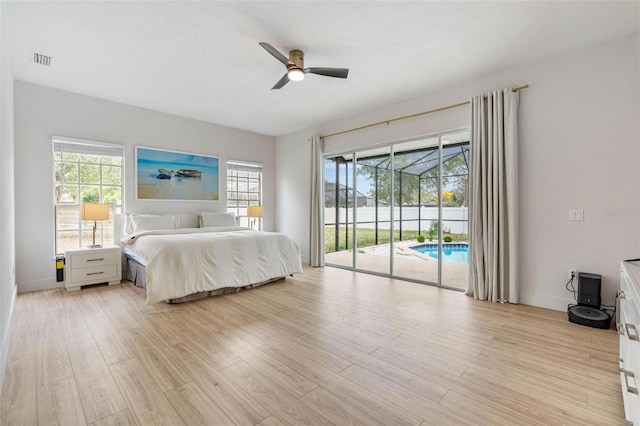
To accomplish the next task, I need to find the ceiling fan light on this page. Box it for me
[288,68,305,82]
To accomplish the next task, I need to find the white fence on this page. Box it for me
[325,206,468,234]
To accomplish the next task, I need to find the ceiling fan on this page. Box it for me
[259,42,349,90]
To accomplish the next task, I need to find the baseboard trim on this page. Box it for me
[18,277,61,293]
[0,283,18,400]
[520,292,573,312]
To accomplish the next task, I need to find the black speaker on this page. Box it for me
[577,272,602,308]
[56,255,65,283]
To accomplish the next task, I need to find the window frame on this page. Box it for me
[53,136,125,254]
[226,160,263,229]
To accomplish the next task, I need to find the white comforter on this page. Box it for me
[121,227,303,304]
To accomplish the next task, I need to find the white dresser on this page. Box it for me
[620,260,640,424]
[64,245,122,291]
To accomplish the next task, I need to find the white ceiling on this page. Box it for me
[7,1,639,137]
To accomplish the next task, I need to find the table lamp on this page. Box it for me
[247,205,263,230]
[81,203,109,248]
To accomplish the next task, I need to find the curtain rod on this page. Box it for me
[321,84,529,139]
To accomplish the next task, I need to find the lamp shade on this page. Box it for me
[247,205,263,218]
[81,203,109,221]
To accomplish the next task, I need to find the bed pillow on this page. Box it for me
[201,211,238,227]
[173,213,200,229]
[129,214,175,233]
[123,214,134,236]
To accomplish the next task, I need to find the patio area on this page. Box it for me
[325,240,469,290]
[324,133,471,292]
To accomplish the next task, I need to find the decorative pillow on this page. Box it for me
[129,214,175,233]
[172,213,200,229]
[201,211,238,227]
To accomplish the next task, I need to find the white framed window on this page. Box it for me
[227,160,262,229]
[53,137,125,254]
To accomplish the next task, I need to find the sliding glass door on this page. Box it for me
[354,147,391,275]
[439,140,470,289]
[324,130,469,290]
[324,156,353,268]
[392,137,440,285]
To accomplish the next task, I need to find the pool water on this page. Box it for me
[411,243,469,263]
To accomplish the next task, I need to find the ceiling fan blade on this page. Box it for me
[271,73,290,90]
[305,67,349,79]
[259,42,289,67]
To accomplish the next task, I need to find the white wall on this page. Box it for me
[275,134,313,263]
[14,82,275,292]
[0,1,18,397]
[276,34,640,311]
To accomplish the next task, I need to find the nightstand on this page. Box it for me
[64,245,122,291]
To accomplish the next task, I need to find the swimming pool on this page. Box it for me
[411,243,469,263]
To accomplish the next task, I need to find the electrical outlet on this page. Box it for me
[568,268,578,280]
[569,210,584,221]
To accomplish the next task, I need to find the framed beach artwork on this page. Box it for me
[136,146,220,201]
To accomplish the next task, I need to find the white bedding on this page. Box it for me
[121,227,303,304]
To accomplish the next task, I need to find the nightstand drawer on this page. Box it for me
[73,251,119,268]
[70,264,118,283]
[65,245,122,291]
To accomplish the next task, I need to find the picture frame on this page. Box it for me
[135,146,220,201]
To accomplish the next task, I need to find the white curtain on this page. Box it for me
[310,135,325,267]
[467,89,519,303]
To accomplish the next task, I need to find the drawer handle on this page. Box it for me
[619,290,627,299]
[87,258,104,262]
[618,323,626,336]
[86,272,104,276]
[618,357,625,372]
[624,370,638,394]
[626,323,639,341]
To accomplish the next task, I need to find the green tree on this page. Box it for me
[102,187,121,204]
[441,154,469,207]
[102,166,122,186]
[357,150,469,206]
[357,166,421,206]
[81,186,100,202]
[427,220,439,241]
[80,164,100,184]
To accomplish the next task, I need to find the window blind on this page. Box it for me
[53,137,124,157]
[227,160,263,173]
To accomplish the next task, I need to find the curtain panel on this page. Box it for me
[467,89,519,303]
[310,135,325,267]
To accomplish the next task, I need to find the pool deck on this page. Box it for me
[325,240,469,290]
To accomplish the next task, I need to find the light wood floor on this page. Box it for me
[0,265,623,425]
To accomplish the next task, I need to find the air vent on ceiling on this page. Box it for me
[32,52,52,66]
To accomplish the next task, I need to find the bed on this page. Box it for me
[118,212,303,304]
